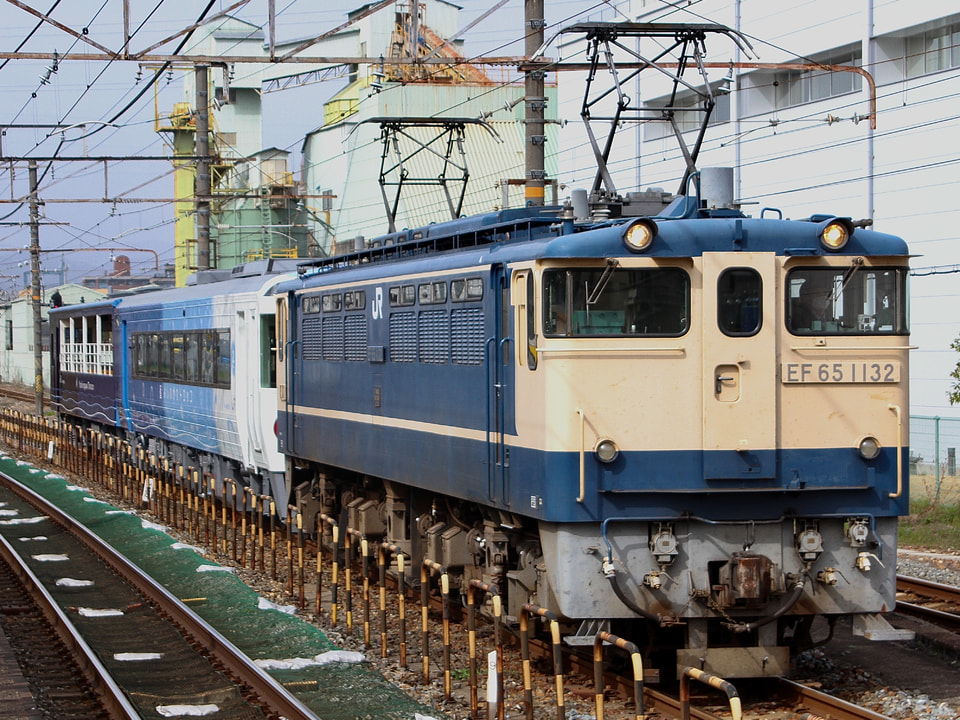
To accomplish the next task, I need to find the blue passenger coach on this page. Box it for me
[50,261,295,502]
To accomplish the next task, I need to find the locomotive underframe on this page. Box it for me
[297,457,901,679]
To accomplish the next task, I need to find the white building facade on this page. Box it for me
[553,0,960,419]
[0,284,105,390]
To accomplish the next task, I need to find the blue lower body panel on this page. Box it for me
[54,372,119,427]
[281,408,908,523]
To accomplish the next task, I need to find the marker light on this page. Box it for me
[857,435,881,460]
[623,219,657,252]
[595,439,620,464]
[820,219,853,251]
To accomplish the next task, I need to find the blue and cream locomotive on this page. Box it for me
[273,167,910,677]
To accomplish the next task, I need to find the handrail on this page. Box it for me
[576,408,585,503]
[680,667,741,720]
[593,631,644,720]
[520,604,565,720]
[889,404,903,499]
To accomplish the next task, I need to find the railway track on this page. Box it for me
[0,552,115,719]
[0,384,43,406]
[896,574,960,635]
[0,470,316,720]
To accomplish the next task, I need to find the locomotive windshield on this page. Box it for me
[543,266,689,337]
[786,266,909,335]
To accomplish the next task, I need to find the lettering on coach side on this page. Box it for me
[780,361,901,384]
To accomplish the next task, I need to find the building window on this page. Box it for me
[644,89,730,140]
[5,319,11,350]
[906,24,960,77]
[774,48,862,109]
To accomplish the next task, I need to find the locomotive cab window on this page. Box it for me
[718,268,762,336]
[787,266,909,335]
[543,266,689,337]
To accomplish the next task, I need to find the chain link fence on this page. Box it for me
[910,415,960,505]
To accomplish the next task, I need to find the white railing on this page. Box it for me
[60,342,113,375]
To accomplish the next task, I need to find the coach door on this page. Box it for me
[701,252,778,480]
[275,294,294,454]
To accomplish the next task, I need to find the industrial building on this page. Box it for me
[162,0,556,281]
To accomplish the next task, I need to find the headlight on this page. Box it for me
[623,219,657,252]
[595,439,620,464]
[820,219,853,251]
[857,435,881,460]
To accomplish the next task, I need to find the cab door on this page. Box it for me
[486,263,513,506]
[701,252,778,480]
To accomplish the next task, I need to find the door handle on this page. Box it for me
[715,375,734,394]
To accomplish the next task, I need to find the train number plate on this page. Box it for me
[781,361,901,384]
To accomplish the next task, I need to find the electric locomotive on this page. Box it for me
[276,166,911,679]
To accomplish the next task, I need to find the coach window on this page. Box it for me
[343,290,366,310]
[147,334,159,376]
[451,277,483,302]
[133,334,146,376]
[200,331,217,384]
[261,316,277,388]
[322,294,342,312]
[514,270,537,370]
[217,331,231,386]
[419,282,447,305]
[717,268,762,336]
[159,334,173,378]
[184,333,199,383]
[171,334,185,380]
[543,267,689,337]
[389,285,416,307]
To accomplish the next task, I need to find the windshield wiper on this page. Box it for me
[586,258,620,307]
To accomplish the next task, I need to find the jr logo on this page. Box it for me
[372,287,383,320]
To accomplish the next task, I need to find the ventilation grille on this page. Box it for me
[418,310,450,364]
[452,307,484,365]
[390,312,417,363]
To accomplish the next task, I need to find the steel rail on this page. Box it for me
[774,677,893,720]
[898,575,960,606]
[0,519,140,718]
[897,574,960,633]
[897,600,960,632]
[0,471,318,720]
